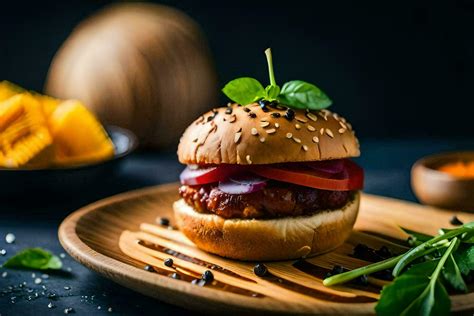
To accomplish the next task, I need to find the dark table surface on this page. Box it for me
[1,139,473,316]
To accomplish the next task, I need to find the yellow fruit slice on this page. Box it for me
[49,100,114,165]
[0,94,52,168]
[0,81,23,102]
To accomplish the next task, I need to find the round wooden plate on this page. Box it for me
[58,183,474,315]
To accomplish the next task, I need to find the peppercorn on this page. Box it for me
[202,270,214,284]
[164,258,174,267]
[170,273,181,280]
[450,215,463,226]
[144,265,155,272]
[159,217,170,226]
[253,263,268,277]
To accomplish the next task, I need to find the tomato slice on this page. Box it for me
[253,160,364,191]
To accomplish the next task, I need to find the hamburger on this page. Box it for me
[173,49,363,261]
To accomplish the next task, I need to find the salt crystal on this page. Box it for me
[34,278,42,285]
[1,271,7,278]
[42,274,49,279]
[5,233,15,244]
[108,307,113,312]
[0,249,6,255]
[59,253,66,259]
[64,286,71,290]
[48,302,55,309]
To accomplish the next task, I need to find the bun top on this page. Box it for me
[178,103,360,165]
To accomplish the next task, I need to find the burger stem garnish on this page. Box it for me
[174,48,363,261]
[222,48,332,110]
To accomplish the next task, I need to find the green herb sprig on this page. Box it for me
[222,48,332,110]
[2,247,62,270]
[323,222,474,316]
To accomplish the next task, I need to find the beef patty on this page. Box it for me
[179,182,351,219]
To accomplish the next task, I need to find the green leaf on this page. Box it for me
[377,237,457,316]
[376,261,450,316]
[278,80,332,110]
[442,253,468,292]
[3,248,62,270]
[222,77,265,106]
[453,244,474,275]
[265,85,280,100]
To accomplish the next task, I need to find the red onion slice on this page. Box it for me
[218,175,267,194]
[306,159,346,174]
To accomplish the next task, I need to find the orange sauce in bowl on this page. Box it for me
[438,161,474,178]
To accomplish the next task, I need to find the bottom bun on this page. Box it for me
[173,191,360,261]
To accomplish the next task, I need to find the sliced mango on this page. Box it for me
[49,100,114,165]
[0,94,52,168]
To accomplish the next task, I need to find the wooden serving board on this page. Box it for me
[58,183,474,315]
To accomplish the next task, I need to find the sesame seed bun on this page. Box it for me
[177,103,360,165]
[173,192,360,261]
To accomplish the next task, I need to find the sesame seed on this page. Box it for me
[260,121,270,127]
[259,137,265,142]
[274,123,280,128]
[320,128,324,135]
[234,132,242,143]
[326,128,334,138]
[312,136,319,143]
[295,124,301,130]
[339,121,347,129]
[307,125,316,132]
[271,112,281,118]
[251,128,258,135]
[302,145,308,151]
[243,107,251,112]
[293,137,301,143]
[296,116,308,123]
[338,128,346,134]
[225,107,233,114]
[306,112,318,121]
[227,102,232,106]
[333,113,340,120]
[248,112,257,118]
[266,128,276,134]
[286,133,293,138]
[318,112,328,121]
[347,123,352,130]
[246,155,252,164]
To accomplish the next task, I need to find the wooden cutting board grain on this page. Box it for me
[58,183,474,314]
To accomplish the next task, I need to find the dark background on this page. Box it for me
[1,0,473,139]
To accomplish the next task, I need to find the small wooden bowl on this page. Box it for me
[411,151,474,211]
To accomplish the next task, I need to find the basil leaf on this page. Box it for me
[442,253,467,292]
[278,80,332,110]
[453,244,474,275]
[3,248,62,270]
[222,77,264,106]
[265,85,280,100]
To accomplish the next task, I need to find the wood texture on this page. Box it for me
[58,183,474,314]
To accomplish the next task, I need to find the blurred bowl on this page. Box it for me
[411,151,474,211]
[0,126,137,197]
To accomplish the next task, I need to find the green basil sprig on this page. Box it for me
[2,247,62,270]
[222,48,332,110]
[323,222,474,316]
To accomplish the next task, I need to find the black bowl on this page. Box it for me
[0,126,138,198]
